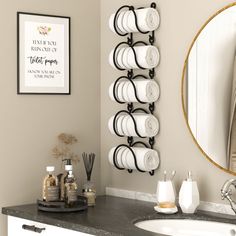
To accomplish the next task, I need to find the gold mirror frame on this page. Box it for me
[181,2,236,176]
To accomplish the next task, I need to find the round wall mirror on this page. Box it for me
[182,3,236,175]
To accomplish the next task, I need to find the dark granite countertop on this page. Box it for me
[2,196,236,236]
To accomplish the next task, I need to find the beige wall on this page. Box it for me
[2,0,236,235]
[100,0,236,204]
[0,0,100,235]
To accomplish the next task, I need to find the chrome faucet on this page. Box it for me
[221,179,236,214]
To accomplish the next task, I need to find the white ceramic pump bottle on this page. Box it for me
[179,171,200,214]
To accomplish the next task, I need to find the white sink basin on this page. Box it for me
[135,219,236,236]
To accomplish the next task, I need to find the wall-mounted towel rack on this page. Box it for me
[108,2,160,176]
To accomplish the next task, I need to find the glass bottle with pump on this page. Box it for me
[57,159,73,201]
[42,166,59,202]
[65,170,78,207]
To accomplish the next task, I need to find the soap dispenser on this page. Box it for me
[179,171,200,214]
[58,159,73,201]
[65,170,78,207]
[42,166,59,202]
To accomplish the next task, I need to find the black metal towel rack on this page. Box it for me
[110,2,160,176]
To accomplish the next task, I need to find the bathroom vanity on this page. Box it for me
[7,217,90,236]
[2,196,155,236]
[2,196,236,236]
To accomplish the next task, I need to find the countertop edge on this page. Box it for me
[3,196,236,236]
[2,207,121,236]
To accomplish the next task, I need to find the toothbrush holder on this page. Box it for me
[156,180,176,207]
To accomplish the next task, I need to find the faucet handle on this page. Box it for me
[221,192,226,200]
[228,189,233,196]
[221,179,236,214]
[221,188,232,200]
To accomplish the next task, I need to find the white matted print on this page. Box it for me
[17,12,70,94]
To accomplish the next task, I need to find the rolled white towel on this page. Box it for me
[122,47,133,69]
[108,82,116,102]
[109,79,160,103]
[127,8,160,32]
[122,81,130,102]
[108,115,126,135]
[126,113,159,137]
[108,146,126,168]
[108,49,116,69]
[116,47,127,69]
[109,146,159,171]
[108,115,116,135]
[109,11,128,34]
[126,79,160,103]
[109,8,160,33]
[128,147,159,171]
[109,49,118,69]
[109,47,130,69]
[108,113,159,137]
[109,46,159,70]
[127,45,160,69]
[122,11,133,33]
[109,13,116,33]
[109,81,127,102]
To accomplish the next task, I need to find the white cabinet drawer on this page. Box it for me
[8,216,93,236]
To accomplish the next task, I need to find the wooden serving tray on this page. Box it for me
[37,195,88,212]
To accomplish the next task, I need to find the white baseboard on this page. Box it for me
[105,187,235,215]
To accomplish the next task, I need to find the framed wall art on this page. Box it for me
[17,12,70,94]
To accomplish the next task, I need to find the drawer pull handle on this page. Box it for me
[22,224,46,233]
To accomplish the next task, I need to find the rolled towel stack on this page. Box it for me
[109,8,160,34]
[109,78,160,103]
[108,113,159,137]
[109,45,160,70]
[108,146,160,171]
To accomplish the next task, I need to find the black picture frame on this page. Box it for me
[17,12,71,95]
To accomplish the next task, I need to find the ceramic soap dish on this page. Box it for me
[154,203,178,214]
